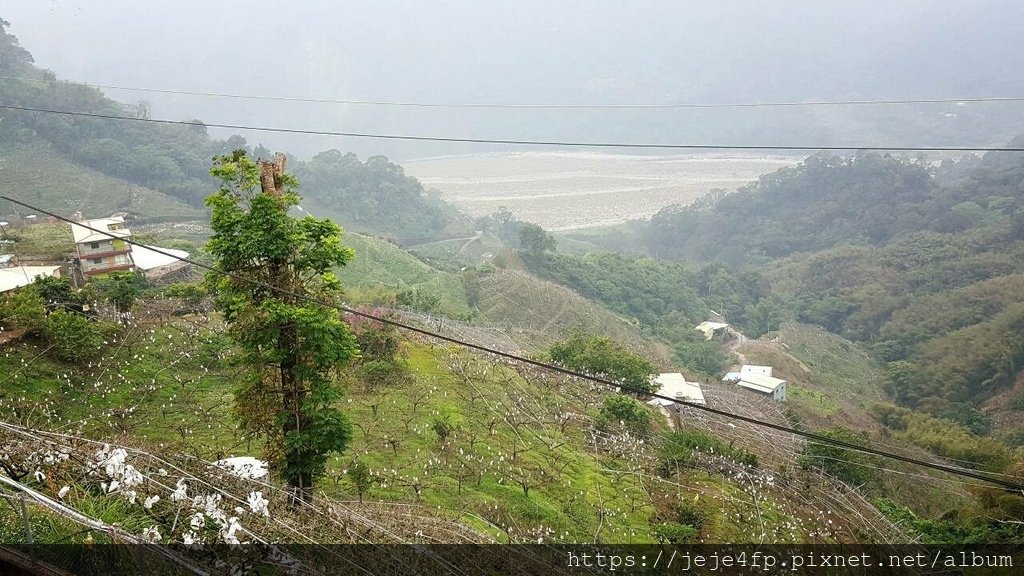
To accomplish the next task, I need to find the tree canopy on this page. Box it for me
[548,330,656,393]
[205,150,359,503]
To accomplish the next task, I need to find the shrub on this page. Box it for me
[164,282,207,307]
[348,308,409,387]
[96,271,149,316]
[673,499,710,531]
[346,460,375,503]
[431,415,458,444]
[798,426,879,487]
[0,287,46,334]
[357,359,409,388]
[349,309,402,362]
[658,429,759,476]
[395,287,440,313]
[549,330,655,393]
[44,310,104,362]
[669,328,731,376]
[871,404,1011,472]
[652,522,698,544]
[595,395,652,437]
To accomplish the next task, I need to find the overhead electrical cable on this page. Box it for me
[2,104,1024,152]
[3,195,1023,493]
[3,75,1024,109]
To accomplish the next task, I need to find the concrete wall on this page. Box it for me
[81,252,133,275]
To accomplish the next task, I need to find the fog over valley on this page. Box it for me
[2,1,1024,564]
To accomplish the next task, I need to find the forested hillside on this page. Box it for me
[645,151,1024,265]
[294,150,467,242]
[2,7,1024,555]
[634,149,1024,432]
[0,19,463,240]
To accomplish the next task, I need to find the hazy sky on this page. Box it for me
[4,1,1024,159]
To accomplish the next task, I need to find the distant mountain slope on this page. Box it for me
[0,141,205,221]
[0,19,466,241]
[336,233,667,360]
[633,150,1024,429]
[294,150,470,243]
[644,150,1024,265]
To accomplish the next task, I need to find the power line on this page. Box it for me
[4,75,1024,110]
[3,193,1023,493]
[2,103,1024,152]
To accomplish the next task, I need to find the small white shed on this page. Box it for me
[648,373,706,406]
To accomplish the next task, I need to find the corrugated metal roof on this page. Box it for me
[648,372,706,405]
[132,245,190,271]
[0,266,61,293]
[736,373,786,393]
[740,365,773,377]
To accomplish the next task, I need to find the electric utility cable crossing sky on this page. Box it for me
[5,75,1024,109]
[2,194,1023,494]
[2,104,1024,152]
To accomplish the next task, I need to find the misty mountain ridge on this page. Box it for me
[0,17,465,242]
[3,2,1024,158]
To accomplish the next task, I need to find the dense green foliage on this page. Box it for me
[548,330,656,393]
[874,497,1024,544]
[529,246,792,343]
[629,150,1024,419]
[658,429,759,475]
[162,282,208,312]
[643,153,995,264]
[43,310,104,362]
[539,252,707,326]
[595,395,652,437]
[872,404,1011,472]
[518,223,557,258]
[96,271,149,316]
[347,307,410,388]
[797,426,880,488]
[527,253,745,373]
[0,284,46,334]
[205,150,359,502]
[651,522,699,544]
[293,150,465,242]
[0,278,107,362]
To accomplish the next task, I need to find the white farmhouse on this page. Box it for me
[724,365,787,401]
[71,216,134,277]
[70,216,190,281]
[695,321,729,340]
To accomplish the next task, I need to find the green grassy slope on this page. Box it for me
[337,232,473,318]
[0,142,207,222]
[473,269,669,361]
[336,234,667,360]
[738,322,886,428]
[0,306,831,544]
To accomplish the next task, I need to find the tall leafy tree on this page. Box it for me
[548,330,656,393]
[205,150,359,504]
[518,223,556,258]
[97,271,148,319]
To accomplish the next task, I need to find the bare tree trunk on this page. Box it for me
[261,154,313,506]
